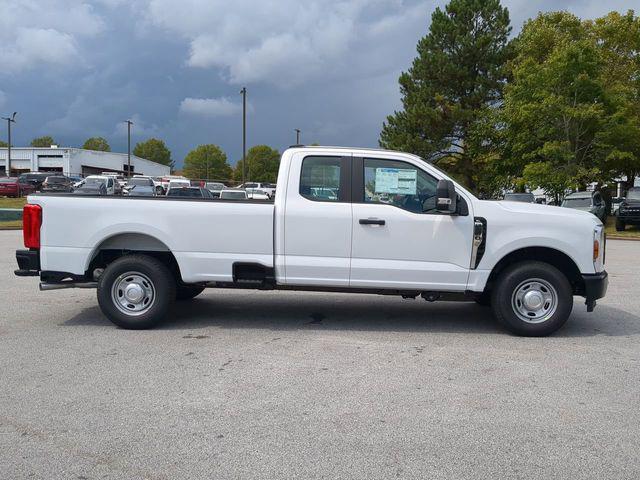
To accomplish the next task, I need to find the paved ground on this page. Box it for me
[1,231,639,480]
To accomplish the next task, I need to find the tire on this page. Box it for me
[474,291,491,307]
[616,219,626,232]
[97,254,176,329]
[491,261,573,337]
[176,285,206,301]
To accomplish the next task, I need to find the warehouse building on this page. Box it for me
[0,146,170,177]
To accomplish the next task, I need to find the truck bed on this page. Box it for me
[30,194,275,283]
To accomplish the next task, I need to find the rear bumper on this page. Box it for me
[582,271,608,312]
[15,249,40,276]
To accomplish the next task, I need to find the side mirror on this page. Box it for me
[436,179,457,214]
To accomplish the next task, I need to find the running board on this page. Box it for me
[39,282,98,291]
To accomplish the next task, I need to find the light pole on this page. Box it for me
[295,128,301,145]
[1,112,16,176]
[125,119,133,178]
[240,87,247,183]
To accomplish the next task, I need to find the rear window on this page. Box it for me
[129,178,153,186]
[220,191,247,199]
[300,156,342,202]
[168,188,202,197]
[0,178,16,183]
[46,176,68,184]
[628,189,640,201]
[562,197,591,207]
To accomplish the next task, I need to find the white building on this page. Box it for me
[0,147,170,177]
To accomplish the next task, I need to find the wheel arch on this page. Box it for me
[485,246,584,295]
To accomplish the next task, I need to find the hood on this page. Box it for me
[485,200,600,224]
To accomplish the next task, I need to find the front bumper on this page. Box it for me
[582,271,608,312]
[15,249,40,276]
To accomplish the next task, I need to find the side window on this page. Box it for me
[300,156,342,202]
[363,158,439,213]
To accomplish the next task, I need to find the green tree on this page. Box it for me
[183,144,232,180]
[499,12,611,197]
[82,136,111,151]
[233,145,280,182]
[133,138,173,168]
[30,135,56,147]
[379,0,512,192]
[0,140,7,148]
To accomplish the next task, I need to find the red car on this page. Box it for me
[0,177,37,197]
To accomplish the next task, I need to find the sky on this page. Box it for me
[0,0,637,168]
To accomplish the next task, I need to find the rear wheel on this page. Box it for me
[176,285,206,301]
[491,261,573,336]
[97,254,175,329]
[616,218,626,232]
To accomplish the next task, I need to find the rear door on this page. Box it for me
[350,155,474,291]
[282,153,352,286]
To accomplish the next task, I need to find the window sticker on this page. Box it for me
[374,168,417,195]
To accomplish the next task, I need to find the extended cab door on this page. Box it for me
[350,155,474,291]
[281,153,352,287]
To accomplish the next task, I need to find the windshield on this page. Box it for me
[562,197,591,207]
[84,178,105,187]
[128,178,152,186]
[206,183,224,190]
[627,189,640,201]
[0,178,17,183]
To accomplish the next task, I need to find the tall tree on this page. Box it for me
[183,144,232,180]
[499,12,612,198]
[133,138,173,168]
[82,136,111,152]
[0,140,7,148]
[233,145,280,182]
[379,0,512,192]
[30,135,56,147]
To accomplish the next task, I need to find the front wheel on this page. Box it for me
[491,261,573,336]
[97,254,176,329]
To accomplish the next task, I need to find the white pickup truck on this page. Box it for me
[14,146,608,336]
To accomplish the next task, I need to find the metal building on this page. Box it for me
[0,146,170,177]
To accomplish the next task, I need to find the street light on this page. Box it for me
[1,112,17,177]
[240,87,247,183]
[295,128,301,145]
[124,119,133,179]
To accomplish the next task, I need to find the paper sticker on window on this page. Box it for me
[375,168,417,194]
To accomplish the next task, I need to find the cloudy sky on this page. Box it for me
[0,0,637,167]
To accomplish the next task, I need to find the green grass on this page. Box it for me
[0,219,22,229]
[606,216,640,239]
[0,197,27,209]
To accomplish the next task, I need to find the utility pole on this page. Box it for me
[295,128,301,145]
[125,119,133,178]
[1,112,16,176]
[240,87,247,183]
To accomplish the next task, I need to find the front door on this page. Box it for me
[350,156,474,291]
[282,154,352,287]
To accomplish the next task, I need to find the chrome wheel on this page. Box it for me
[511,278,557,324]
[111,271,156,316]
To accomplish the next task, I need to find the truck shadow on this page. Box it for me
[63,293,640,338]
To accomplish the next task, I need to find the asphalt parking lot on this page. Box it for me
[1,231,639,479]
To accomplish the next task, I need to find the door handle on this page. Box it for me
[359,218,386,226]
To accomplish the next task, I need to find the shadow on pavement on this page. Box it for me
[62,294,640,338]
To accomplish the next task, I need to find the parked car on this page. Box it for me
[246,188,271,200]
[161,176,189,192]
[75,175,117,195]
[561,191,606,222]
[0,177,37,197]
[68,175,84,188]
[239,182,276,198]
[18,172,49,191]
[166,186,213,198]
[15,146,608,336]
[73,180,108,196]
[503,192,535,203]
[610,197,623,216]
[167,179,191,192]
[219,189,248,200]
[616,187,640,231]
[41,176,73,193]
[126,184,156,197]
[124,176,155,195]
[205,182,227,198]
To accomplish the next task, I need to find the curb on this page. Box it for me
[607,235,640,241]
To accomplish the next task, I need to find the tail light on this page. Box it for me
[23,204,42,249]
